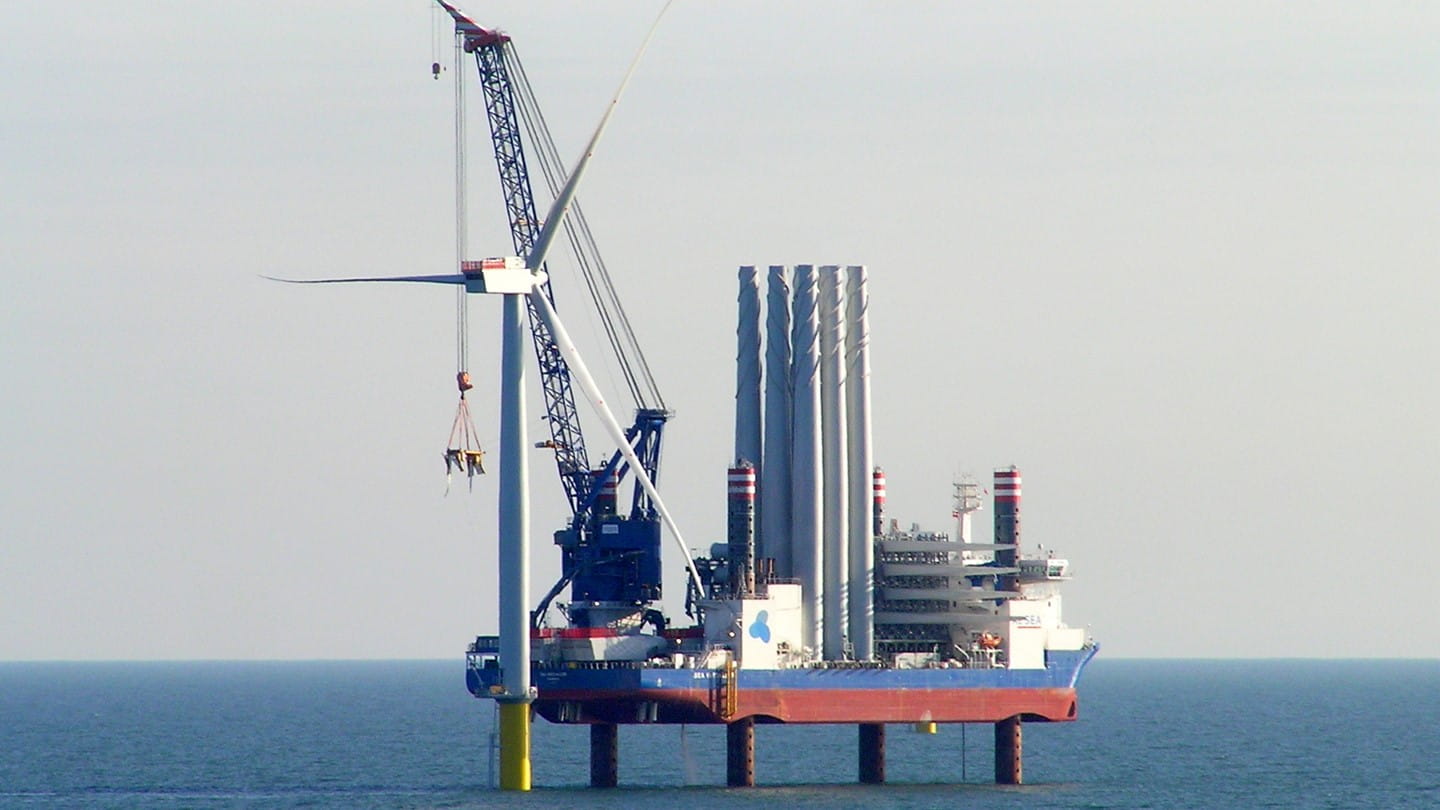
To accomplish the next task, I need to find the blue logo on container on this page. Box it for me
[748,610,771,643]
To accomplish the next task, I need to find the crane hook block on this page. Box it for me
[432,62,442,80]
[457,371,474,393]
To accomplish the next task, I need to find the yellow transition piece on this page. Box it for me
[498,702,532,791]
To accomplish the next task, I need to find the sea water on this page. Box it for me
[2,659,1437,808]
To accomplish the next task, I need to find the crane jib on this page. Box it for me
[461,29,667,522]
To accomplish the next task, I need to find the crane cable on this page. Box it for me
[454,29,469,377]
[504,44,666,413]
[511,44,658,410]
[445,25,484,491]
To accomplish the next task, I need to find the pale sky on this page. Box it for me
[3,1,1436,660]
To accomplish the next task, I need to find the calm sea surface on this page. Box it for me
[2,659,1437,808]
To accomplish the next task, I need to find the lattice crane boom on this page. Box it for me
[435,0,669,526]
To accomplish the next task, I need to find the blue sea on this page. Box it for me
[2,660,1437,808]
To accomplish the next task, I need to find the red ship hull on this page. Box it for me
[534,685,1079,725]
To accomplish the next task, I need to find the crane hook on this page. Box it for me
[432,61,442,80]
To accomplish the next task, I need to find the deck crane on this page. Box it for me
[435,2,678,624]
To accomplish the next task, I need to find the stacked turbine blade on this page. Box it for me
[789,265,825,654]
[734,264,875,660]
[760,266,793,576]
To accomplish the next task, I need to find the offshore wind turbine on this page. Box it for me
[268,3,688,791]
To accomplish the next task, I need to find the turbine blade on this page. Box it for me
[527,287,704,596]
[525,1,673,273]
[261,274,467,285]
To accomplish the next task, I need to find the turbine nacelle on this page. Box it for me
[460,257,546,295]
